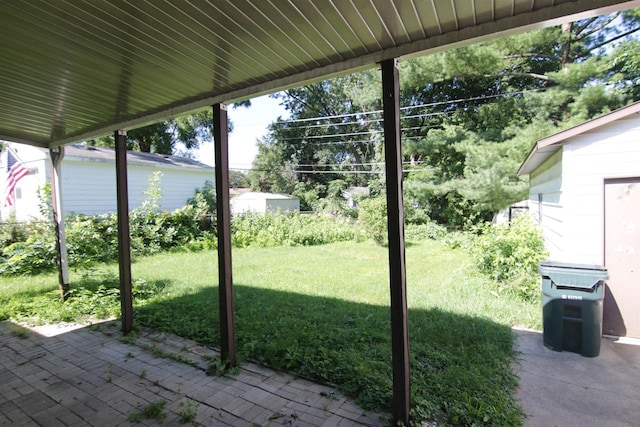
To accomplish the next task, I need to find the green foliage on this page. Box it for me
[0,240,542,426]
[178,399,199,424]
[405,222,447,242]
[0,215,45,248]
[139,171,163,215]
[252,16,640,230]
[187,180,216,214]
[90,109,214,155]
[469,216,548,302]
[231,212,363,248]
[0,234,56,276]
[65,214,119,267]
[128,399,167,423]
[357,196,387,246]
[0,277,160,325]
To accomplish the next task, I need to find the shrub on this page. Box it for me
[358,196,388,246]
[468,216,547,302]
[405,222,447,241]
[231,212,363,248]
[66,214,119,267]
[187,180,216,214]
[0,234,57,276]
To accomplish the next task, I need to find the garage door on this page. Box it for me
[604,177,640,338]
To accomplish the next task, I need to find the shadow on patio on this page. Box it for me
[0,319,386,426]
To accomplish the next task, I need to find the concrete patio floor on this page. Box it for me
[513,328,640,427]
[0,320,387,426]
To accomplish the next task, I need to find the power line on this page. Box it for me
[231,168,434,174]
[272,88,542,127]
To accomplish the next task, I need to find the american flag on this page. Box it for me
[3,149,29,207]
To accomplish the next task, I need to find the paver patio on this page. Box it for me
[0,320,387,426]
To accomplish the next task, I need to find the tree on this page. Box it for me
[90,110,214,155]
[248,73,385,202]
[252,11,640,225]
[228,170,249,188]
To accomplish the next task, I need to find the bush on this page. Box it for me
[231,212,364,248]
[405,222,447,241]
[66,214,119,267]
[0,234,57,276]
[358,196,388,246]
[468,216,547,302]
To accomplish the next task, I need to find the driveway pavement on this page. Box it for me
[513,328,640,427]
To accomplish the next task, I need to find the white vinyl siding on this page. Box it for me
[526,113,640,265]
[529,150,564,260]
[62,158,214,215]
[1,143,214,220]
[559,116,640,264]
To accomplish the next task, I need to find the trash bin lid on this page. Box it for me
[539,260,609,289]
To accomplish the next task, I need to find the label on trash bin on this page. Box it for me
[562,294,582,301]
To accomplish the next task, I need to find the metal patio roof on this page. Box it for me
[1,0,638,149]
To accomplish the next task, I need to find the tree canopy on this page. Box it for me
[248,10,640,225]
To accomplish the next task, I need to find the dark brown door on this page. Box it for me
[604,178,640,338]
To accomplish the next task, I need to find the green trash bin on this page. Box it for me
[539,260,608,357]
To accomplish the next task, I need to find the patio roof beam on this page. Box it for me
[115,130,134,334]
[381,58,411,425]
[213,103,237,367]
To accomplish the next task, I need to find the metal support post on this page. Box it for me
[213,103,237,367]
[381,58,411,425]
[115,130,134,334]
[49,146,70,299]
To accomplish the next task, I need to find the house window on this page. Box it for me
[15,188,22,200]
[28,167,38,175]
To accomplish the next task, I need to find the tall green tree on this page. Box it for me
[90,110,214,155]
[252,10,640,225]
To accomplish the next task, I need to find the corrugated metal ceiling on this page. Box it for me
[0,0,637,148]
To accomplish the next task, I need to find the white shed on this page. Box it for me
[518,101,640,338]
[1,143,215,221]
[230,192,299,215]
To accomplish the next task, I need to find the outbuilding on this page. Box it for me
[518,102,640,339]
[1,142,214,221]
[230,191,300,215]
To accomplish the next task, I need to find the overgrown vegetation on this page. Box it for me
[0,239,541,426]
[468,216,548,302]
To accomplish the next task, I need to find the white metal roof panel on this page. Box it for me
[0,0,637,148]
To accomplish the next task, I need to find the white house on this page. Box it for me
[342,187,370,209]
[518,101,640,338]
[230,192,299,215]
[1,142,215,221]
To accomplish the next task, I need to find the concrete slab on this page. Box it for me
[513,328,640,427]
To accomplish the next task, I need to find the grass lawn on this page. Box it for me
[0,239,541,425]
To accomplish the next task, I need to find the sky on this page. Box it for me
[195,94,288,169]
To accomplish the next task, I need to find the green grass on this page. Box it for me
[0,240,541,426]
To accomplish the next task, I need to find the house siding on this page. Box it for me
[560,116,640,264]
[529,150,564,260]
[1,144,214,220]
[62,159,214,215]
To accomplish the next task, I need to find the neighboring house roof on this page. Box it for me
[40,144,213,171]
[518,101,640,175]
[233,192,298,201]
[230,188,252,197]
[342,187,370,198]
